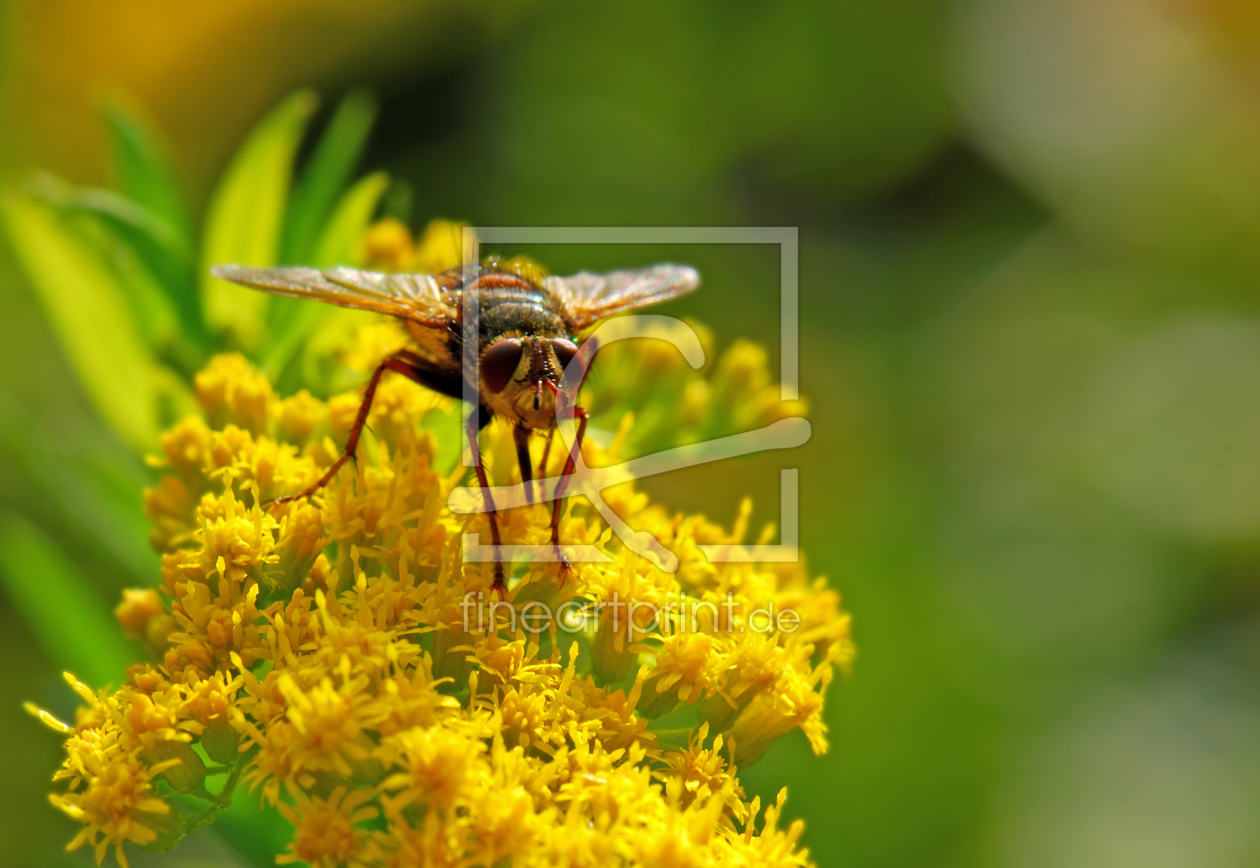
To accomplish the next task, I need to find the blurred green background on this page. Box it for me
[5,0,1260,865]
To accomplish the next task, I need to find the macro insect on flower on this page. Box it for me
[211,258,699,596]
[11,86,848,868]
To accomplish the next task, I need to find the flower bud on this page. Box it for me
[275,389,326,448]
[133,805,183,852]
[412,219,470,273]
[144,475,198,553]
[115,588,165,641]
[361,217,416,271]
[200,717,240,765]
[145,613,177,652]
[725,671,826,767]
[636,633,716,718]
[698,691,754,733]
[194,354,275,436]
[636,675,683,719]
[143,740,206,795]
[152,416,213,484]
[266,502,326,602]
[432,621,475,693]
[589,598,641,685]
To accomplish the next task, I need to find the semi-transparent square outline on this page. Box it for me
[457,226,801,566]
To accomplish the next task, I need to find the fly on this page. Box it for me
[210,257,699,596]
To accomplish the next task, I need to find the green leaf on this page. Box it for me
[25,173,205,356]
[200,90,318,348]
[77,209,206,370]
[99,95,193,250]
[0,190,157,450]
[104,230,189,357]
[311,171,389,267]
[263,171,389,379]
[0,514,135,688]
[30,173,192,265]
[76,200,202,352]
[99,98,206,349]
[0,396,159,586]
[279,89,378,266]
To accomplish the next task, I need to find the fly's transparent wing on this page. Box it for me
[546,264,699,330]
[209,265,457,324]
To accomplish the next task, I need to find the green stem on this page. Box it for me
[181,756,245,835]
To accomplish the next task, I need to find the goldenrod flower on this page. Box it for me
[662,722,744,812]
[276,786,379,868]
[30,258,851,865]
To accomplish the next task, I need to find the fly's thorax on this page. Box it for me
[478,335,580,429]
[471,270,565,334]
[477,299,566,342]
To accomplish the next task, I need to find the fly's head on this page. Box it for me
[479,335,580,429]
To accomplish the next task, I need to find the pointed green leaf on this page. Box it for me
[82,214,182,350]
[100,95,194,249]
[72,192,204,351]
[0,190,157,450]
[79,205,206,364]
[264,171,388,378]
[312,170,389,268]
[29,172,192,265]
[0,514,136,688]
[200,90,318,348]
[279,89,378,266]
[26,173,204,355]
[98,99,206,347]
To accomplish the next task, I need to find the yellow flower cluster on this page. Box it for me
[361,219,468,275]
[33,307,852,867]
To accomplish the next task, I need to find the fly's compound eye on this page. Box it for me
[550,339,580,379]
[481,338,525,393]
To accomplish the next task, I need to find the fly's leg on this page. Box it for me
[549,406,588,587]
[539,428,556,471]
[274,351,426,505]
[468,410,508,599]
[513,425,535,506]
[538,428,556,505]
